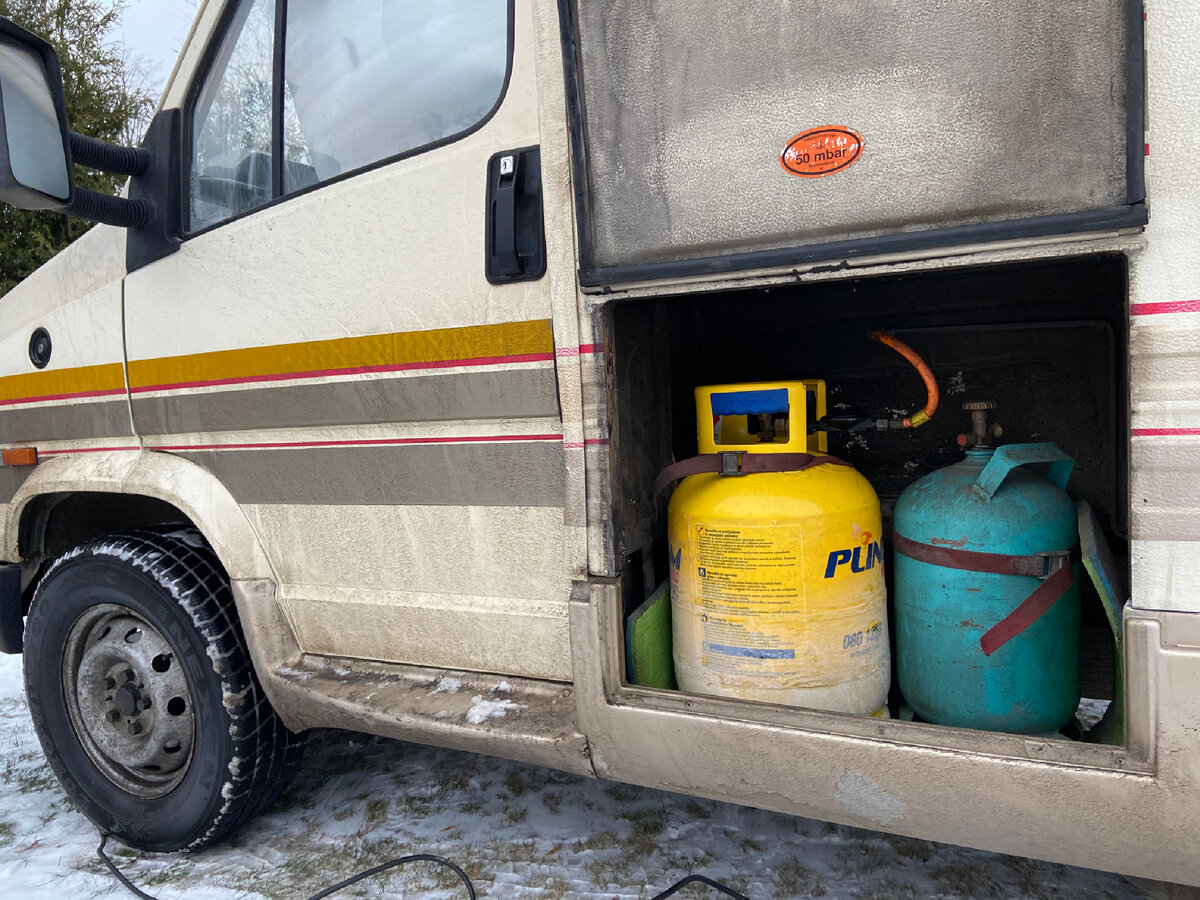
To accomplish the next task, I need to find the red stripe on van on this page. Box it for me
[1130,300,1200,316]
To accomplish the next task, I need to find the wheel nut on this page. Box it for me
[123,669,136,682]
[105,709,120,723]
[127,721,143,736]
[104,676,117,690]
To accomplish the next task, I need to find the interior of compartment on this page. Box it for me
[607,253,1129,742]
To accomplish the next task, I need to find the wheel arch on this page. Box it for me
[6,449,276,587]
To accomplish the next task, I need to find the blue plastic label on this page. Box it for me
[710,388,789,416]
[703,642,795,659]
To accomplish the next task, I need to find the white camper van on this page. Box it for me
[0,0,1196,887]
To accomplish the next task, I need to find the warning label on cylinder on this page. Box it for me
[692,523,805,668]
[670,515,888,699]
[694,525,802,607]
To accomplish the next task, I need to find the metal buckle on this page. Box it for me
[1036,550,1072,579]
[719,451,745,476]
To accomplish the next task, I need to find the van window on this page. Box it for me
[189,0,275,231]
[188,0,511,232]
[282,1,509,191]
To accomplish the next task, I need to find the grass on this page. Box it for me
[484,837,542,864]
[603,782,641,803]
[401,795,431,818]
[431,857,486,891]
[0,711,1146,900]
[435,756,479,794]
[683,799,712,819]
[884,833,939,863]
[571,830,620,852]
[42,796,74,825]
[931,862,1006,898]
[618,806,668,857]
[584,854,634,888]
[365,798,389,826]
[259,836,415,900]
[873,876,924,898]
[539,875,573,898]
[773,859,827,897]
[2,751,59,794]
[838,840,893,875]
[1004,854,1075,896]
[505,771,529,797]
[501,804,528,824]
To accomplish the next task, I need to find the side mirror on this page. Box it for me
[0,17,71,211]
[0,16,152,229]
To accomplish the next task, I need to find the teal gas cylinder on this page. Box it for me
[893,440,1080,734]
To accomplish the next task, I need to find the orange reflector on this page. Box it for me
[2,448,37,466]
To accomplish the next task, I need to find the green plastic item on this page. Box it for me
[1077,500,1125,745]
[626,580,677,690]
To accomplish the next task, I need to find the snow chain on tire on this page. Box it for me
[23,527,305,851]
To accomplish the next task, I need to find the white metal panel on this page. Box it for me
[122,0,573,679]
[1127,0,1200,611]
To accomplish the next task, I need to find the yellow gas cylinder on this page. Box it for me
[668,381,890,714]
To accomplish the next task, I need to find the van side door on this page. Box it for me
[122,0,571,680]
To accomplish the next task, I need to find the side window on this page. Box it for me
[283,2,509,191]
[188,0,511,232]
[189,0,275,231]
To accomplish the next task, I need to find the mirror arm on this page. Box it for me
[64,187,151,229]
[67,131,149,177]
[61,132,153,228]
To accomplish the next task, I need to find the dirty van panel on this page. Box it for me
[123,0,573,682]
[566,0,1144,283]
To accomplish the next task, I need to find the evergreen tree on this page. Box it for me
[0,0,153,295]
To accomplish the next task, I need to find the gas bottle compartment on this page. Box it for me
[603,252,1129,747]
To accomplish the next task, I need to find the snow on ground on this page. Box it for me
[0,654,1147,899]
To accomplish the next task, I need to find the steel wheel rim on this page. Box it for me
[62,603,197,798]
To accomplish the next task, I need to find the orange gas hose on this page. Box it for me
[869,331,939,428]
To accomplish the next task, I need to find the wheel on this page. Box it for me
[23,528,305,851]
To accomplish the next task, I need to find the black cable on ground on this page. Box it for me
[649,873,753,900]
[99,829,753,899]
[98,832,477,899]
[304,853,476,900]
[97,834,160,900]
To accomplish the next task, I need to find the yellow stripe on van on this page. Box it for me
[128,319,555,390]
[0,362,126,405]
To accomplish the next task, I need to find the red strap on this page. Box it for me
[978,564,1076,656]
[892,533,1062,577]
[652,452,851,504]
[893,532,1076,656]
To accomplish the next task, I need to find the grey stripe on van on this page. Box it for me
[0,400,132,444]
[177,440,565,507]
[133,368,559,435]
[0,464,32,504]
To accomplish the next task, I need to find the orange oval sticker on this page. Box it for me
[780,127,864,178]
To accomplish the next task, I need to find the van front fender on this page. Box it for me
[5,448,276,583]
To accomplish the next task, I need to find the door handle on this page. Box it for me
[485,147,546,284]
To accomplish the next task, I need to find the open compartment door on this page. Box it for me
[560,0,1146,287]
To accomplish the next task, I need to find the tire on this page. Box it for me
[23,528,305,851]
